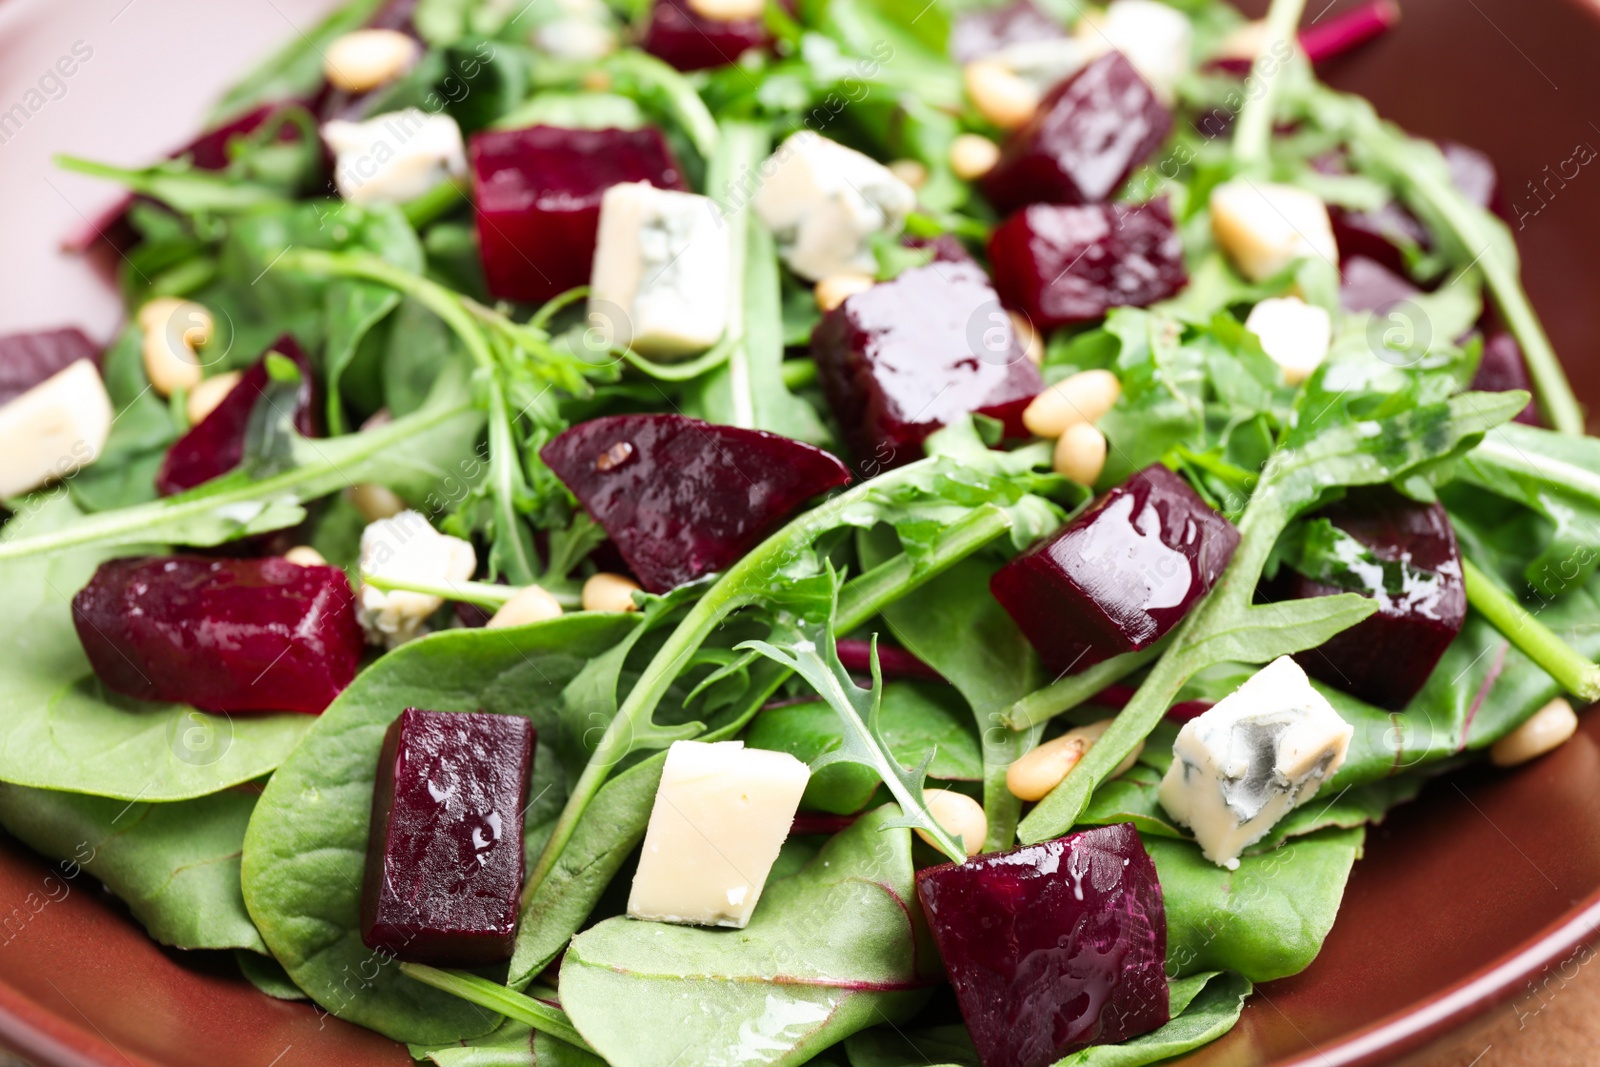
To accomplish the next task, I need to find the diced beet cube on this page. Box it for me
[71,556,363,714]
[471,125,687,305]
[991,465,1239,672]
[540,414,852,593]
[0,327,101,406]
[916,823,1169,1067]
[809,260,1044,474]
[155,337,320,497]
[981,52,1172,214]
[950,0,1066,63]
[1469,332,1540,426]
[1276,487,1465,710]
[988,198,1186,330]
[361,708,533,966]
[642,0,769,71]
[1338,255,1420,313]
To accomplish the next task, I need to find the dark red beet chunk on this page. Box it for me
[155,337,320,497]
[642,0,769,71]
[361,708,533,966]
[1277,487,1465,710]
[1338,255,1420,313]
[988,199,1186,330]
[950,0,1065,63]
[982,53,1171,214]
[992,465,1239,672]
[809,260,1044,475]
[540,414,852,592]
[1469,332,1540,426]
[471,125,686,304]
[0,327,101,406]
[904,233,974,265]
[917,823,1169,1067]
[1326,140,1500,275]
[71,556,363,714]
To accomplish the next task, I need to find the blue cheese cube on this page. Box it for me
[1158,656,1353,869]
[323,109,467,206]
[752,133,916,281]
[589,182,731,359]
[1080,0,1194,102]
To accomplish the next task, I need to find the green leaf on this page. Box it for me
[236,950,308,1001]
[559,807,932,1067]
[0,783,263,951]
[209,0,389,121]
[1051,972,1252,1066]
[412,1019,607,1067]
[323,280,401,434]
[241,614,636,1044]
[845,1024,978,1067]
[66,327,181,513]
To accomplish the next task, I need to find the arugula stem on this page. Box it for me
[1232,0,1308,169]
[1462,558,1600,702]
[399,963,595,1052]
[359,572,581,610]
[401,178,466,228]
[782,358,818,390]
[1000,645,1164,731]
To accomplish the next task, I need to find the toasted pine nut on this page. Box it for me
[887,159,929,189]
[324,29,421,93]
[1053,422,1107,485]
[917,788,987,857]
[347,483,408,523]
[949,133,1002,180]
[1008,719,1141,801]
[185,371,242,426]
[580,69,613,92]
[137,298,212,396]
[1023,369,1121,438]
[488,585,565,628]
[1491,697,1578,767]
[815,274,876,313]
[687,0,764,19]
[583,572,642,613]
[963,61,1039,130]
[1009,312,1043,365]
[283,545,327,567]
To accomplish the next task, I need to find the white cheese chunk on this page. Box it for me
[590,182,731,359]
[1210,180,1338,282]
[1158,656,1353,869]
[752,133,917,282]
[628,740,810,928]
[1080,0,1194,101]
[357,509,476,648]
[0,360,112,499]
[323,109,467,206]
[1245,296,1332,385]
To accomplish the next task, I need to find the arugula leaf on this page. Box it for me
[323,281,402,435]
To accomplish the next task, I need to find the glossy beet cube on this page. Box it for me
[810,260,1044,475]
[988,198,1186,330]
[982,52,1171,214]
[642,0,769,71]
[1470,332,1540,426]
[917,823,1169,1067]
[992,465,1239,672]
[1339,255,1420,313]
[361,708,533,966]
[155,337,319,497]
[1278,487,1465,710]
[71,556,363,714]
[541,414,852,593]
[471,125,686,305]
[0,327,100,406]
[950,0,1066,62]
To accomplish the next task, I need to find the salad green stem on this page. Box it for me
[1462,558,1600,702]
[359,572,583,610]
[1000,644,1164,731]
[401,177,467,228]
[398,964,595,1052]
[1232,0,1309,169]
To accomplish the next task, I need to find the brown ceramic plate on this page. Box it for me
[1,0,1599,1064]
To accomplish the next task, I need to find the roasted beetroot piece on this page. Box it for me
[1469,332,1540,426]
[810,260,1044,474]
[1339,255,1420,313]
[1327,141,1499,275]
[1277,487,1465,710]
[0,327,101,406]
[950,0,1066,63]
[155,337,319,497]
[361,708,532,965]
[988,199,1186,330]
[71,556,363,714]
[982,53,1171,215]
[471,125,687,305]
[917,823,1169,1067]
[904,233,975,264]
[642,0,770,71]
[541,414,852,592]
[992,465,1239,672]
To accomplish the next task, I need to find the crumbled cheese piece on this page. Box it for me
[0,360,112,498]
[323,109,467,206]
[1245,296,1333,385]
[989,38,1093,95]
[1078,0,1194,100]
[357,510,476,648]
[1210,180,1338,282]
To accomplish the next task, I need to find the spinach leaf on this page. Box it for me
[559,806,932,1067]
[241,615,636,1044]
[0,783,263,952]
[66,327,182,513]
[237,951,308,1001]
[1052,972,1252,1066]
[845,1024,979,1067]
[412,1019,606,1067]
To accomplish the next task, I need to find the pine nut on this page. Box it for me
[583,572,642,613]
[324,29,420,93]
[1053,422,1107,485]
[949,133,1002,180]
[815,274,876,313]
[963,61,1039,130]
[137,298,212,396]
[1023,369,1121,438]
[1008,719,1142,801]
[1009,312,1043,365]
[687,0,764,19]
[917,788,987,857]
[1490,697,1578,767]
[185,371,241,426]
[283,545,327,567]
[488,585,565,628]
[887,159,929,189]
[580,69,613,92]
[347,483,408,523]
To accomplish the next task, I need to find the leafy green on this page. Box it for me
[66,327,182,512]
[412,1020,606,1067]
[401,964,594,1051]
[1053,972,1252,1066]
[208,0,388,121]
[237,951,308,1001]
